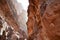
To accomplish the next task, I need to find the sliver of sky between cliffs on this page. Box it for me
[17,0,29,11]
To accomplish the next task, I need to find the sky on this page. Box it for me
[17,0,29,11]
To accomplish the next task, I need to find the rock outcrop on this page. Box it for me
[0,0,60,40]
[27,0,42,40]
[27,0,60,40]
[0,0,27,40]
[41,0,60,40]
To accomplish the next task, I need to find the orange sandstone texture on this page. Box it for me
[27,0,42,40]
[27,0,60,40]
[41,0,60,40]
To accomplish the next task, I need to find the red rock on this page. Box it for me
[27,0,60,40]
[41,0,60,40]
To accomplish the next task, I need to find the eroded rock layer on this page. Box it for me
[41,0,60,40]
[0,0,27,40]
[27,0,60,40]
[27,0,42,40]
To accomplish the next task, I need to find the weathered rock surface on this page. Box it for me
[41,0,60,40]
[11,0,28,35]
[0,0,27,40]
[27,0,42,40]
[27,0,60,40]
[0,0,60,40]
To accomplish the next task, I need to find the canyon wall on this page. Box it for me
[0,0,27,40]
[27,0,60,40]
[0,0,60,40]
[41,0,60,40]
[11,0,28,35]
[27,0,42,40]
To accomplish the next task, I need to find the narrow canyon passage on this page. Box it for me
[0,0,60,40]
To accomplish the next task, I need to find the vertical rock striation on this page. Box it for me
[27,0,60,40]
[0,0,27,40]
[27,0,42,40]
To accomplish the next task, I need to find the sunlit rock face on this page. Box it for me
[11,0,28,35]
[0,0,27,40]
[27,0,60,40]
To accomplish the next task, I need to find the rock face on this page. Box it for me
[11,0,28,35]
[0,0,27,40]
[0,0,20,33]
[0,0,60,40]
[41,0,60,40]
[27,0,60,40]
[27,0,42,40]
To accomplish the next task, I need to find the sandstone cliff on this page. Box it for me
[27,0,42,40]
[0,0,27,40]
[0,0,60,40]
[27,0,60,40]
